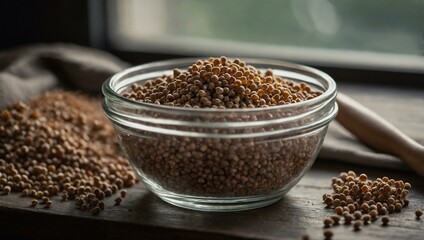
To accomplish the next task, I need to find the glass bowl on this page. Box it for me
[102,58,338,212]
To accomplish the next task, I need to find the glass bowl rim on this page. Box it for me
[102,57,337,114]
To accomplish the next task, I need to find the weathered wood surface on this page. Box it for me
[1,82,423,239]
[0,160,422,240]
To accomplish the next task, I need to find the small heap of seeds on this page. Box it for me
[124,56,322,108]
[0,90,138,215]
[322,171,412,235]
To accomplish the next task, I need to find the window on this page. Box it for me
[106,0,424,72]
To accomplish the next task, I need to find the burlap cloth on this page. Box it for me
[1,44,422,171]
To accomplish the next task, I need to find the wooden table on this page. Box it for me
[1,160,422,240]
[1,81,423,239]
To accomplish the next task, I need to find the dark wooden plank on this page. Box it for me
[1,83,423,240]
[1,160,423,240]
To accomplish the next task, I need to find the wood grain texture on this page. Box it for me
[1,82,423,239]
[0,160,422,240]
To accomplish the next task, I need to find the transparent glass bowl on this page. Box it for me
[102,58,338,212]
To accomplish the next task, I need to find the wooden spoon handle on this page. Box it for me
[336,92,424,176]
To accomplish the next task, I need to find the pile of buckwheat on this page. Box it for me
[124,56,322,108]
[0,90,138,215]
[320,170,417,239]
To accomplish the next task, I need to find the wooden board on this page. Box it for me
[1,160,423,240]
[1,82,423,239]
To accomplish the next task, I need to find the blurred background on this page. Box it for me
[108,0,424,65]
[1,0,423,83]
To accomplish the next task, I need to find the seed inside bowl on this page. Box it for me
[124,57,322,108]
[117,57,326,197]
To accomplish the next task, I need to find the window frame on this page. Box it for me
[89,0,424,87]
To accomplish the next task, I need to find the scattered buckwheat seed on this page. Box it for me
[115,197,122,205]
[362,214,371,224]
[323,217,334,228]
[98,201,105,211]
[91,206,101,216]
[353,220,362,231]
[120,190,127,198]
[31,199,38,207]
[323,230,333,239]
[3,185,11,195]
[415,209,422,219]
[344,214,353,224]
[330,215,340,225]
[382,216,390,226]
